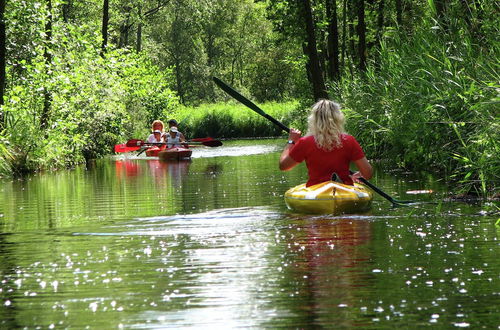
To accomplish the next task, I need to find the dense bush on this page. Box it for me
[336,21,499,196]
[0,32,178,176]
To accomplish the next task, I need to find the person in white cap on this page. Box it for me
[166,126,187,148]
[147,129,164,144]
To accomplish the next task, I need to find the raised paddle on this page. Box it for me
[212,76,415,207]
[213,77,290,133]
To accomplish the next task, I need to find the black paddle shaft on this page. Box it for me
[213,77,290,133]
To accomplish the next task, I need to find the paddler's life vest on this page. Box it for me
[167,133,182,148]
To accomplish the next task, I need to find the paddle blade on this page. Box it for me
[188,140,222,147]
[202,140,222,147]
[126,139,145,147]
[190,137,214,142]
[213,77,290,133]
[114,144,141,153]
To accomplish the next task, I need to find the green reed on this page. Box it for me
[336,19,499,197]
[168,101,299,139]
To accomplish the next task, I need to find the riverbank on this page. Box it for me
[171,100,497,199]
[0,97,497,199]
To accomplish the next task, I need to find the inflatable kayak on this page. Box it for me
[158,147,192,161]
[284,181,373,214]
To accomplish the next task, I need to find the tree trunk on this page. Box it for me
[374,0,385,70]
[460,0,483,42]
[300,0,329,100]
[377,0,385,42]
[434,0,447,18]
[356,0,366,72]
[348,0,356,75]
[341,0,347,73]
[40,0,53,130]
[318,26,327,81]
[395,0,402,26]
[62,0,71,22]
[174,56,184,104]
[434,0,449,31]
[0,0,6,128]
[100,0,109,57]
[326,0,340,81]
[119,18,130,48]
[119,6,132,48]
[136,4,142,52]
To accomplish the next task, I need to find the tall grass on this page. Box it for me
[167,101,300,139]
[335,19,499,197]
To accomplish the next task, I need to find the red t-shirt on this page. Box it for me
[289,134,365,187]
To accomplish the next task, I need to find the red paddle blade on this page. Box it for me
[126,139,145,147]
[190,137,213,142]
[114,144,141,153]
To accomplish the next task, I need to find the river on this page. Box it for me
[0,139,498,328]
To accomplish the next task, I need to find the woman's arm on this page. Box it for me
[351,157,373,181]
[279,128,301,171]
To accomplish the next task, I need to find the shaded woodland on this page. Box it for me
[0,0,498,196]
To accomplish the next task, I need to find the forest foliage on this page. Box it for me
[0,0,498,196]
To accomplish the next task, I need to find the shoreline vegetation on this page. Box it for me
[0,0,498,199]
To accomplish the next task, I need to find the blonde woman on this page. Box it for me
[146,120,166,143]
[279,99,372,187]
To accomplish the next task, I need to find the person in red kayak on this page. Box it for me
[146,120,166,143]
[279,99,372,187]
[147,130,164,144]
[166,126,187,148]
[167,119,178,129]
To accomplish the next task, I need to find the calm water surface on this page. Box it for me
[0,140,499,328]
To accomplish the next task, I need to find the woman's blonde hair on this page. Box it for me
[151,120,165,132]
[307,99,345,151]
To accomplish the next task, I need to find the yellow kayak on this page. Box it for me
[284,181,373,214]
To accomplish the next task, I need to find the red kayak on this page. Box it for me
[146,146,165,157]
[158,147,192,161]
[145,146,164,157]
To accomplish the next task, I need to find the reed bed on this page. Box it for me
[336,25,499,197]
[168,101,300,139]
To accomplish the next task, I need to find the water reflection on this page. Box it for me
[0,139,499,329]
[115,159,140,177]
[203,163,223,178]
[73,207,283,328]
[146,159,191,184]
[282,216,374,327]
